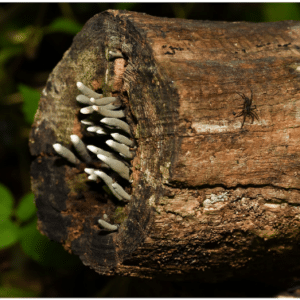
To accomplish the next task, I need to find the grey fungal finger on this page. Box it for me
[94,170,123,200]
[93,105,125,118]
[97,154,130,180]
[80,106,94,114]
[81,119,95,125]
[111,133,134,147]
[112,182,132,201]
[76,94,92,105]
[106,139,134,159]
[87,145,115,158]
[90,97,117,106]
[76,82,102,99]
[98,219,119,231]
[96,128,107,135]
[102,103,121,110]
[108,51,124,59]
[70,135,92,163]
[100,118,131,134]
[86,126,106,133]
[84,168,96,175]
[53,143,80,164]
[88,174,98,181]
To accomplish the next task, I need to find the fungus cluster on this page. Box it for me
[53,71,135,231]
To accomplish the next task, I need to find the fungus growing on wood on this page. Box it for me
[98,219,119,231]
[92,105,125,118]
[97,154,130,180]
[53,143,80,165]
[100,117,131,134]
[70,134,92,163]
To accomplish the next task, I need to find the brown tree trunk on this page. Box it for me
[30,10,300,281]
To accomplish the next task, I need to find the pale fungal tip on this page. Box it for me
[96,129,107,135]
[53,143,61,152]
[70,134,79,143]
[98,219,119,231]
[106,139,133,159]
[108,51,124,59]
[88,174,98,181]
[81,119,94,125]
[76,81,83,88]
[84,168,95,175]
[70,134,92,163]
[76,94,91,105]
[106,140,114,146]
[86,126,99,132]
[87,145,115,158]
[52,143,79,165]
[80,106,94,114]
[90,96,116,106]
[87,145,99,153]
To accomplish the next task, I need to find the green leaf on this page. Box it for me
[20,220,80,268]
[0,286,39,297]
[113,3,138,11]
[0,220,19,249]
[261,3,300,22]
[19,220,48,263]
[15,193,36,222]
[18,83,40,124]
[6,26,35,45]
[0,46,23,65]
[46,17,82,35]
[0,183,14,221]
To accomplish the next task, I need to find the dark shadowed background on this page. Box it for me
[1,3,300,297]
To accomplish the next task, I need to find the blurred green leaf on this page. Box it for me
[46,17,82,35]
[18,84,40,124]
[261,3,300,22]
[113,3,138,11]
[0,183,14,221]
[0,220,19,249]
[15,192,36,222]
[24,26,44,59]
[0,286,39,297]
[19,220,49,264]
[0,46,23,65]
[7,26,35,44]
[20,219,80,268]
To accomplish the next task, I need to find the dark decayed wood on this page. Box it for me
[30,10,300,280]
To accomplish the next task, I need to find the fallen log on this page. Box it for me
[30,10,300,281]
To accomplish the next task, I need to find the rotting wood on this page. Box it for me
[30,10,300,281]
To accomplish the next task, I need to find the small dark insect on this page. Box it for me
[234,90,259,128]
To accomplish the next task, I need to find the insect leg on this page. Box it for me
[241,114,246,128]
[251,110,259,121]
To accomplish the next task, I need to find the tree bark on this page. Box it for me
[30,10,300,281]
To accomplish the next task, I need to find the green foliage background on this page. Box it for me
[0,3,299,297]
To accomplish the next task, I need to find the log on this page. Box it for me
[29,10,300,281]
